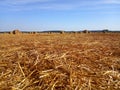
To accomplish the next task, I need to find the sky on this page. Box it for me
[0,0,120,31]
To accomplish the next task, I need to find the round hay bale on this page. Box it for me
[12,30,21,34]
[83,30,89,33]
[102,29,109,33]
[60,31,65,34]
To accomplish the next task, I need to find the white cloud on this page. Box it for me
[0,0,120,11]
[102,0,120,4]
[0,0,54,5]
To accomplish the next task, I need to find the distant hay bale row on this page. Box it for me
[10,30,38,34]
[7,29,112,35]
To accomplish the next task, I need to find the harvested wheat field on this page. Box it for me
[0,33,120,90]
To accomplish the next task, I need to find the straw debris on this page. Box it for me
[0,33,120,89]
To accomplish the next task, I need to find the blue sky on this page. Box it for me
[0,0,120,31]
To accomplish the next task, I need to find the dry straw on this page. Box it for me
[0,33,120,89]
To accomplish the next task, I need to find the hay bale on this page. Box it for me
[12,30,21,34]
[9,31,13,34]
[102,29,109,33]
[60,31,65,34]
[83,30,89,33]
[33,32,37,34]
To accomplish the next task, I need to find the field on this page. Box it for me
[0,33,120,90]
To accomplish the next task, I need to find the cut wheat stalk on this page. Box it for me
[17,62,25,77]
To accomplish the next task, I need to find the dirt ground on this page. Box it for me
[0,33,120,90]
